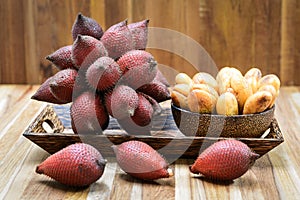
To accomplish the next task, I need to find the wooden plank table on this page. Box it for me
[0,85,299,200]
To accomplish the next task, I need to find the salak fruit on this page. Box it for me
[190,139,259,181]
[137,79,170,103]
[113,140,173,180]
[86,56,122,91]
[46,45,76,70]
[117,50,157,89]
[31,76,66,104]
[128,19,149,50]
[49,68,78,103]
[101,20,134,60]
[36,143,106,187]
[71,13,103,40]
[104,85,139,119]
[72,35,108,70]
[117,92,154,135]
[71,92,109,134]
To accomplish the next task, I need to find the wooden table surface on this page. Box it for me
[0,84,299,200]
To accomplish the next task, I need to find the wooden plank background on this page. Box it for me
[0,0,299,85]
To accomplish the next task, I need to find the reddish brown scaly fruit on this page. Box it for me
[117,92,154,135]
[86,56,122,91]
[72,13,103,41]
[112,140,173,180]
[140,92,162,116]
[104,85,139,119]
[46,45,76,70]
[117,50,157,89]
[137,80,170,103]
[138,93,165,133]
[131,92,154,126]
[72,35,108,70]
[71,92,109,134]
[101,20,134,60]
[72,71,90,99]
[190,140,259,181]
[31,77,66,104]
[128,19,149,50]
[49,68,78,103]
[36,143,106,187]
[117,50,156,74]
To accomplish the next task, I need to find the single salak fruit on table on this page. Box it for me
[36,143,106,187]
[113,140,173,180]
[190,139,259,181]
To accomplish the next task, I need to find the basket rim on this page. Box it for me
[171,102,275,118]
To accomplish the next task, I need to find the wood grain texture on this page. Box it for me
[0,0,299,85]
[0,85,300,199]
[0,0,26,83]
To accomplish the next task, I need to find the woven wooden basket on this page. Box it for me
[23,101,284,159]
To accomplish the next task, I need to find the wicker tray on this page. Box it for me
[23,103,284,159]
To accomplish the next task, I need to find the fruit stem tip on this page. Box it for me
[35,166,43,174]
[189,165,197,174]
[97,158,107,167]
[167,168,174,177]
[77,13,83,19]
[45,55,53,61]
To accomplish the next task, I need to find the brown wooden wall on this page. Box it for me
[0,0,299,85]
